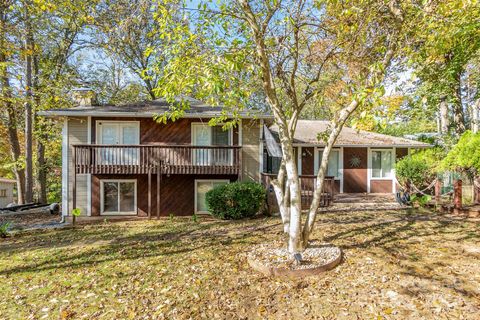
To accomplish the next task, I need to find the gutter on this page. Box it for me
[37,110,274,120]
[291,143,432,148]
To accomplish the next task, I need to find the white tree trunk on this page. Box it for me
[271,163,290,233]
[472,99,480,133]
[285,156,303,253]
[439,97,449,134]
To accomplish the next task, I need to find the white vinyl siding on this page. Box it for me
[68,118,89,216]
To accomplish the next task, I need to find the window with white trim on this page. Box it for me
[371,150,393,178]
[195,180,229,213]
[316,149,340,178]
[101,180,137,214]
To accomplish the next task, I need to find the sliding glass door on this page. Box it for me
[101,180,137,215]
[192,124,232,165]
[98,121,140,165]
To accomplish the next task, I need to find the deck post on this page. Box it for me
[157,169,160,219]
[148,170,152,218]
[72,146,76,212]
[475,177,480,204]
[435,179,442,205]
[238,147,243,181]
[453,179,462,212]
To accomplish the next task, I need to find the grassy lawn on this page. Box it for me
[1,209,479,319]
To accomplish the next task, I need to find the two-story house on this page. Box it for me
[40,95,271,219]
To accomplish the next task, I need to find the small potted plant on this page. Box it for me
[71,208,81,225]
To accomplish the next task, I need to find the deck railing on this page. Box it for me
[73,144,242,175]
[261,173,335,210]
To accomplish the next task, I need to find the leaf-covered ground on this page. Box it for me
[0,211,61,230]
[1,209,479,319]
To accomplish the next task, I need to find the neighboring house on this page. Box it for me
[266,120,429,194]
[40,97,428,219]
[0,178,16,208]
[40,95,271,218]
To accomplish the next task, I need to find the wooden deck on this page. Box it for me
[73,144,242,175]
[72,144,242,218]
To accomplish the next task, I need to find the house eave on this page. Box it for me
[291,143,431,148]
[38,110,273,120]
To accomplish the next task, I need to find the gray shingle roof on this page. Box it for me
[269,120,430,147]
[38,96,272,119]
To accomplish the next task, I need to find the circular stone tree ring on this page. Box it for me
[247,242,342,278]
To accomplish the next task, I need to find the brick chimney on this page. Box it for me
[72,87,97,106]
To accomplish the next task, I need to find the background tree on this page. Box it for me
[1,0,26,203]
[31,0,99,203]
[0,0,98,204]
[407,1,480,136]
[91,0,179,100]
[79,54,148,105]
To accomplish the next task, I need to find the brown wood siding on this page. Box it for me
[91,174,237,216]
[396,147,408,159]
[394,148,409,191]
[343,147,368,193]
[301,147,315,175]
[334,180,340,193]
[91,117,238,145]
[370,180,393,193]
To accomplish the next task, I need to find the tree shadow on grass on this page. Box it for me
[318,210,480,299]
[399,263,479,299]
[0,217,282,276]
[0,218,228,253]
[322,211,479,250]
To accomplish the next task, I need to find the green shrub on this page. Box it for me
[442,131,480,175]
[410,194,431,207]
[395,148,444,187]
[191,213,199,223]
[206,182,266,220]
[0,221,11,238]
